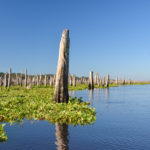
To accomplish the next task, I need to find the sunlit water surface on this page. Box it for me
[1,85,150,150]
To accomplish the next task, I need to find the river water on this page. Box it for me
[1,85,150,150]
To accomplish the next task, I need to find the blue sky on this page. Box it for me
[0,0,150,80]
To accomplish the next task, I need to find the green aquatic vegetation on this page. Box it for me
[69,84,89,91]
[0,86,96,141]
[0,124,7,142]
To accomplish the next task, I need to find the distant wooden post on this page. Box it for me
[4,73,8,87]
[25,69,27,87]
[44,75,47,87]
[16,73,19,86]
[39,72,42,86]
[36,75,39,87]
[8,67,12,88]
[115,77,118,85]
[69,74,72,86]
[88,71,94,89]
[106,74,110,88]
[27,76,31,89]
[53,29,70,103]
[98,79,100,87]
[20,73,23,86]
[72,74,76,87]
[0,77,2,86]
[94,72,99,85]
[122,79,125,85]
[102,76,106,87]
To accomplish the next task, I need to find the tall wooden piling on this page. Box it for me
[53,29,70,103]
[72,74,76,87]
[8,67,12,88]
[0,77,2,86]
[36,75,39,87]
[69,74,72,86]
[25,69,27,87]
[20,73,23,86]
[116,77,118,85]
[4,73,8,87]
[44,75,47,87]
[106,74,110,88]
[94,72,99,85]
[88,71,94,89]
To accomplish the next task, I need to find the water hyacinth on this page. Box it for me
[0,86,96,141]
[0,124,7,142]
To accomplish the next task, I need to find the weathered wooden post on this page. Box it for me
[115,77,118,85]
[102,76,106,87]
[39,72,42,86]
[97,78,100,87]
[0,76,2,86]
[69,74,72,86]
[49,77,53,87]
[20,73,23,86]
[36,75,39,87]
[4,73,8,87]
[32,77,35,86]
[53,29,70,103]
[16,73,19,86]
[8,67,12,88]
[94,72,99,85]
[25,69,27,87]
[106,74,110,88]
[44,75,47,87]
[88,71,94,89]
[55,123,69,150]
[72,74,76,87]
[122,79,125,85]
[26,76,31,89]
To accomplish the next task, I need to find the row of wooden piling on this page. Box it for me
[88,71,133,89]
[0,68,133,89]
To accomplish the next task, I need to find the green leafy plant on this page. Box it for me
[0,124,7,142]
[0,86,96,141]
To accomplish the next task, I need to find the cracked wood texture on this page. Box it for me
[53,29,70,103]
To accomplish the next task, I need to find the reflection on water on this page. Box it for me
[105,88,109,100]
[55,123,69,150]
[69,90,76,97]
[89,89,94,106]
[95,88,100,98]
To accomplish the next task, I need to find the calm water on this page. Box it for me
[1,85,150,150]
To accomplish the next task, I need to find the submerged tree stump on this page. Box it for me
[53,29,70,103]
[88,71,94,89]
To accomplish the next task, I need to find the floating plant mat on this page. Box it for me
[0,86,96,142]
